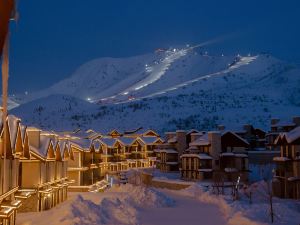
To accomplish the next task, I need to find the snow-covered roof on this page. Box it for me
[190,133,210,146]
[198,168,213,172]
[167,136,177,143]
[166,162,178,165]
[99,137,117,147]
[30,134,56,158]
[139,136,162,145]
[117,137,135,146]
[7,115,21,149]
[224,168,238,173]
[70,137,92,150]
[271,121,296,128]
[160,149,178,154]
[234,153,248,158]
[220,152,235,157]
[273,156,291,162]
[186,129,200,135]
[287,177,300,182]
[275,126,300,144]
[180,153,212,160]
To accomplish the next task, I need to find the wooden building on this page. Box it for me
[273,126,300,199]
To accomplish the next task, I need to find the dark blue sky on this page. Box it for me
[8,0,300,93]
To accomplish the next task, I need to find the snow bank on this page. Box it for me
[17,184,174,225]
[179,181,300,225]
[108,184,175,208]
[179,184,267,225]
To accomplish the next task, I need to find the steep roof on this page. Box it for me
[221,131,250,146]
[275,126,300,144]
[190,133,210,146]
[139,136,162,145]
[99,137,117,147]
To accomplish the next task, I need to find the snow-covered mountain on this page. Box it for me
[11,46,300,134]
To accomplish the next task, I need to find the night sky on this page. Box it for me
[7,0,300,93]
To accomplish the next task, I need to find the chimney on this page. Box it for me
[208,131,221,169]
[292,116,300,127]
[27,127,41,149]
[190,133,203,142]
[176,130,186,157]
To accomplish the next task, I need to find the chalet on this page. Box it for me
[218,124,266,150]
[273,126,300,199]
[67,136,103,187]
[180,130,250,181]
[180,132,220,180]
[219,131,250,181]
[18,129,73,212]
[0,115,23,224]
[266,117,300,150]
[139,136,163,167]
[155,130,188,172]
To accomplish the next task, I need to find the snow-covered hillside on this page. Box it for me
[11,47,300,134]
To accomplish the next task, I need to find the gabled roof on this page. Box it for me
[29,136,55,160]
[99,137,117,148]
[117,137,135,146]
[271,121,296,128]
[69,137,92,151]
[186,129,201,135]
[7,115,21,150]
[109,129,122,136]
[167,136,177,144]
[221,131,250,146]
[274,126,300,145]
[190,133,210,146]
[139,136,163,145]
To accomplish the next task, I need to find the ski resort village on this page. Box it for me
[1,0,300,225]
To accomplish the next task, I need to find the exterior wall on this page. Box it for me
[181,157,212,181]
[208,132,221,169]
[176,131,187,158]
[67,171,82,186]
[20,161,41,188]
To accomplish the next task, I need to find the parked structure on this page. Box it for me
[273,126,300,199]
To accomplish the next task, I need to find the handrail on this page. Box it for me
[0,186,19,202]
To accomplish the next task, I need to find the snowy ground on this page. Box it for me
[16,181,300,225]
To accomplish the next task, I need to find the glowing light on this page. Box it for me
[25,91,28,95]
[87,97,91,101]
[122,92,129,95]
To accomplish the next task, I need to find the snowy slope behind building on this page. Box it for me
[10,47,300,134]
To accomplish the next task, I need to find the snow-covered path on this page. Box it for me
[139,189,226,225]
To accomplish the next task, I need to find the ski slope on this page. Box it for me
[11,48,300,134]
